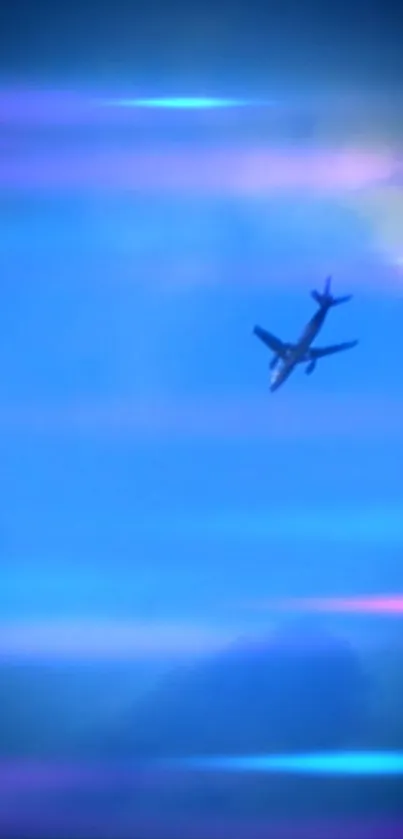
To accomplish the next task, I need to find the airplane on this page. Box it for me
[253,276,358,392]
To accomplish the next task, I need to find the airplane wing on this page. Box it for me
[253,325,289,356]
[309,340,358,359]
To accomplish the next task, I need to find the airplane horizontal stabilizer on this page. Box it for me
[330,294,353,306]
[311,276,352,308]
[311,290,352,307]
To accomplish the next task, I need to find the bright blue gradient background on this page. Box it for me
[0,182,402,633]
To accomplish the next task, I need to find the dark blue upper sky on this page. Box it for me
[1,0,403,92]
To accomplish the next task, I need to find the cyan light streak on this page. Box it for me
[102,96,262,109]
[177,751,403,776]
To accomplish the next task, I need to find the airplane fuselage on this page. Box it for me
[270,304,330,392]
[297,304,328,351]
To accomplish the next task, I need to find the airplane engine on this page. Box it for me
[305,360,316,375]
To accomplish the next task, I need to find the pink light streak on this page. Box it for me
[251,595,403,616]
[1,598,402,662]
[0,148,396,193]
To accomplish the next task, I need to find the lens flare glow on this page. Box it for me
[178,751,403,776]
[103,97,259,109]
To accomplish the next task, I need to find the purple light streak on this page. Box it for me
[0,620,233,661]
[0,811,400,839]
[0,88,98,125]
[0,759,401,838]
[0,89,260,124]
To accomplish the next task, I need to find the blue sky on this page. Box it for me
[0,102,402,657]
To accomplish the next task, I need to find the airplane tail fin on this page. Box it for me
[311,276,352,308]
